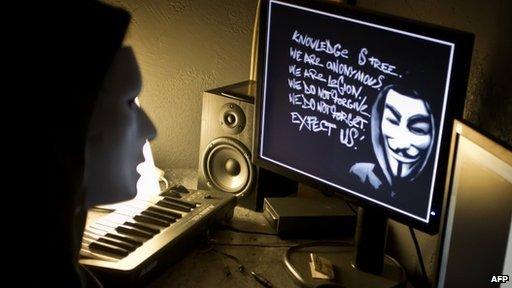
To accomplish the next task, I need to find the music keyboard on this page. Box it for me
[79,188,236,287]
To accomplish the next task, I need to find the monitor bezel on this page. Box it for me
[253,0,474,234]
[436,119,512,285]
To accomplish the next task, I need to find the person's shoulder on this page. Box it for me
[349,162,375,178]
[349,162,383,190]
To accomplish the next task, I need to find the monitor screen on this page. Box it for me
[437,120,512,287]
[253,0,473,232]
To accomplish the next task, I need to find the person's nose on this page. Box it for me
[393,138,410,150]
[389,130,411,150]
[139,108,157,141]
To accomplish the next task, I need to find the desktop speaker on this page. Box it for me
[197,81,297,211]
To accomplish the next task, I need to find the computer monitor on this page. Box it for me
[437,120,512,288]
[252,0,473,283]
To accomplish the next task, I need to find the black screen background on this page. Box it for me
[260,2,453,220]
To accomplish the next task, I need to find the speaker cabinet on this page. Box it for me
[198,81,297,211]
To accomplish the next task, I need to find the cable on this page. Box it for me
[323,189,358,217]
[80,264,103,288]
[208,241,351,287]
[216,224,277,236]
[345,201,357,216]
[211,248,274,287]
[211,248,246,273]
[409,226,429,287]
[159,175,169,191]
[283,241,352,288]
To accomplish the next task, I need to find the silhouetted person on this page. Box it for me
[34,2,156,287]
[349,84,434,216]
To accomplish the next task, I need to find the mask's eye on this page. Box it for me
[409,122,431,135]
[385,115,399,126]
[384,104,401,126]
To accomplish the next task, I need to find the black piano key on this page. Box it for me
[124,221,160,235]
[80,247,118,262]
[104,232,143,247]
[133,214,170,227]
[116,225,153,239]
[96,237,137,252]
[162,196,197,209]
[87,226,145,247]
[147,206,182,219]
[141,209,177,223]
[89,241,130,257]
[160,189,182,198]
[157,200,192,212]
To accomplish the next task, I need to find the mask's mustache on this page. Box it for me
[393,147,413,158]
[388,144,420,164]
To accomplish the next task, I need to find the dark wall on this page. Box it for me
[105,0,258,169]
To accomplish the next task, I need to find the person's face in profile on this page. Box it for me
[381,89,432,179]
[84,47,156,207]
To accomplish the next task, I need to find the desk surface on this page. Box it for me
[148,206,301,288]
[142,168,303,287]
[90,168,411,288]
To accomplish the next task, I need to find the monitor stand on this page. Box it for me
[340,207,406,287]
[285,206,406,287]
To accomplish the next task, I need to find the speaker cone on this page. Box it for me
[202,137,254,197]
